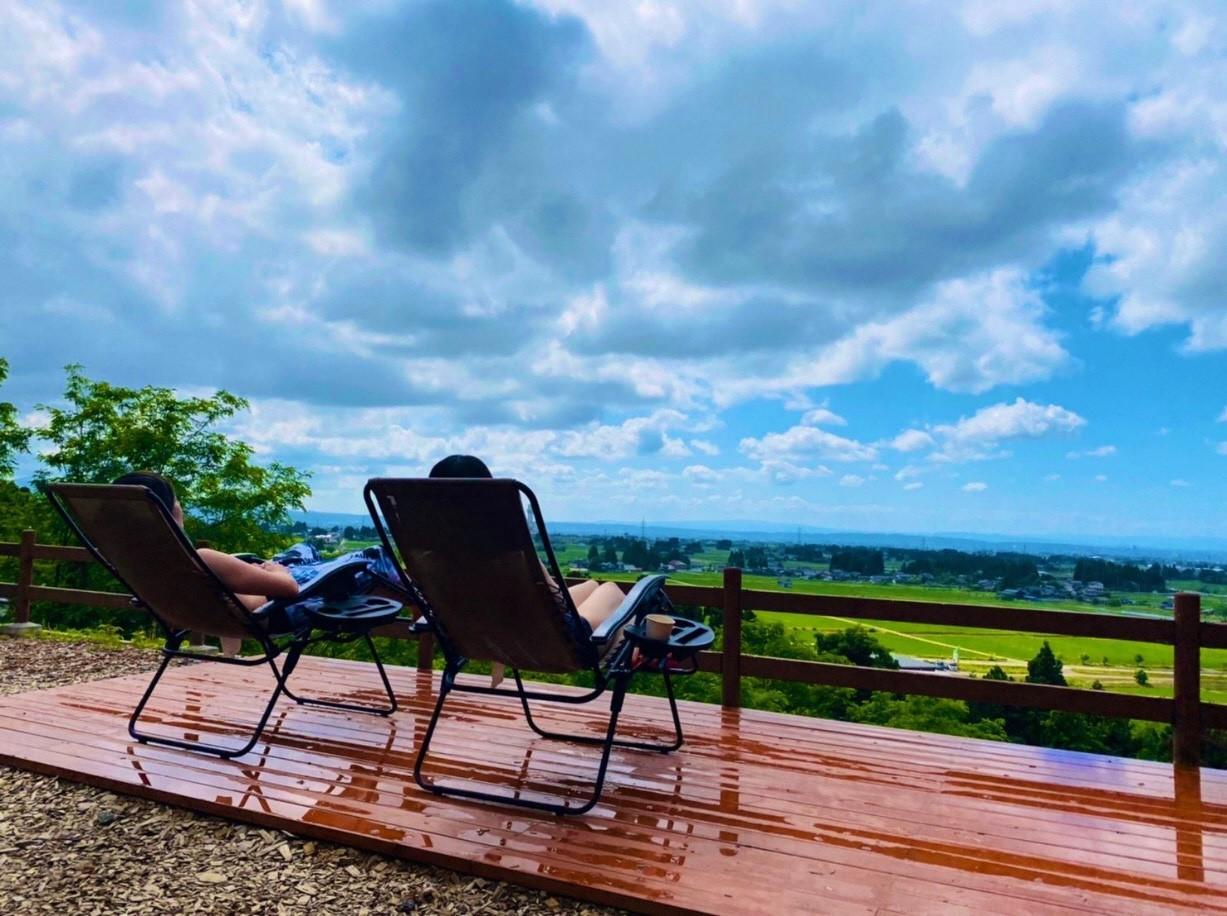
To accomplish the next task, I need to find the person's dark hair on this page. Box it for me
[428,454,493,479]
[113,471,178,511]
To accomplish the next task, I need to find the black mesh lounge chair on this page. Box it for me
[48,483,403,759]
[364,476,683,815]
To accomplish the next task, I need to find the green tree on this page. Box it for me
[0,358,31,478]
[1134,668,1149,686]
[815,626,899,669]
[851,694,1008,741]
[33,365,310,554]
[586,543,600,568]
[1039,710,1136,756]
[602,543,618,567]
[1026,641,1067,686]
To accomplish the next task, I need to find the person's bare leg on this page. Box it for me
[217,593,264,657]
[567,579,600,607]
[577,581,626,629]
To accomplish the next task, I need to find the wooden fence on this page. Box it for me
[3,530,1225,769]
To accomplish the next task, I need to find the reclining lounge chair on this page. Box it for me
[364,476,685,815]
[49,483,403,759]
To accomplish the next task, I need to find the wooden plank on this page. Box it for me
[1204,702,1227,731]
[663,583,725,607]
[2,662,1223,915]
[27,584,134,608]
[1202,621,1227,651]
[739,655,1176,722]
[722,567,742,708]
[1175,593,1203,768]
[13,529,34,623]
[21,678,1227,857]
[0,731,1201,916]
[741,589,1177,643]
[29,543,96,563]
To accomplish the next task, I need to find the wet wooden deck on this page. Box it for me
[0,655,1223,914]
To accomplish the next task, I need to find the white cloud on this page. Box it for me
[1217,442,1227,456]
[554,410,693,460]
[962,481,988,492]
[1066,445,1117,459]
[923,398,1086,462]
[760,460,832,484]
[682,464,722,483]
[1170,478,1191,488]
[839,474,866,488]
[1218,407,1227,423]
[1085,149,1227,353]
[7,0,1227,534]
[890,429,936,453]
[1044,473,1061,481]
[740,426,878,464]
[903,481,923,491]
[800,407,846,427]
[767,270,1070,396]
[1094,474,1108,483]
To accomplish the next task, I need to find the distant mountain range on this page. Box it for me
[292,511,1227,564]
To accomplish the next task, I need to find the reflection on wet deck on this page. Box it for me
[0,655,1223,914]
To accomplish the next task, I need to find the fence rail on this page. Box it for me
[4,531,1225,769]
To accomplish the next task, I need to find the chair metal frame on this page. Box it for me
[365,477,687,815]
[49,484,399,760]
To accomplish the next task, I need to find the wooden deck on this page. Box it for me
[0,656,1223,914]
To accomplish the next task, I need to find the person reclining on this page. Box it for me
[427,454,627,642]
[113,472,299,654]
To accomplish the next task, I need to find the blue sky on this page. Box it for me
[2,1,1227,539]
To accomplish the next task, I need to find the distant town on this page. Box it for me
[288,520,1227,620]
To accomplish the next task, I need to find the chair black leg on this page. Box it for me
[414,670,635,815]
[282,633,397,716]
[515,669,683,753]
[129,652,289,760]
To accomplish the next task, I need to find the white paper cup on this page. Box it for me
[644,613,675,640]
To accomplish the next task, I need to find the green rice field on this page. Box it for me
[598,569,1227,705]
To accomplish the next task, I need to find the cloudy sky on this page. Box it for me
[3,1,1226,539]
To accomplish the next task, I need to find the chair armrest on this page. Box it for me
[590,574,668,645]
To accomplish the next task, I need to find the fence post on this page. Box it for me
[1,530,41,636]
[417,629,434,671]
[1173,592,1201,769]
[722,567,743,708]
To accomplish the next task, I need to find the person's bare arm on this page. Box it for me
[197,549,300,600]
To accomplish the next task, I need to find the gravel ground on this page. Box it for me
[0,636,624,916]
